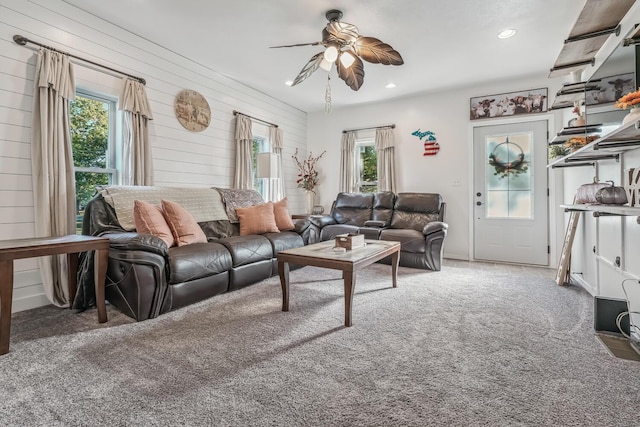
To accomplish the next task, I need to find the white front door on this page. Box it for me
[473,120,548,265]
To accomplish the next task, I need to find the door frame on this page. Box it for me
[467,113,563,266]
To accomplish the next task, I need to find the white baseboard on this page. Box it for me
[443,253,469,261]
[12,293,51,313]
[571,273,597,296]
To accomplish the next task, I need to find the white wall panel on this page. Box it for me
[0,174,32,191]
[0,140,29,159]
[0,123,30,144]
[0,0,307,312]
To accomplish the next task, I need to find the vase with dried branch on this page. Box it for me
[292,148,326,213]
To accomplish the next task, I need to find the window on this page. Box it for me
[70,92,118,232]
[252,135,271,197]
[485,133,532,219]
[356,140,377,193]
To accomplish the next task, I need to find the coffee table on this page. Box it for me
[277,240,400,327]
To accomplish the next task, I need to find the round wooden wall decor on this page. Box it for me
[174,89,211,132]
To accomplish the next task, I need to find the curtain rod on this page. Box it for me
[13,35,146,85]
[343,124,395,134]
[233,110,278,128]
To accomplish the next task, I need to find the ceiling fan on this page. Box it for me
[270,9,404,91]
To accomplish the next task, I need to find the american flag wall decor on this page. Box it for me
[423,140,440,156]
[411,129,439,156]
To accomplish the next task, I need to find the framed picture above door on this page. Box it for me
[470,88,548,120]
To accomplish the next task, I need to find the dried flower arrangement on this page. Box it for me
[615,88,640,109]
[292,148,326,193]
[565,135,598,151]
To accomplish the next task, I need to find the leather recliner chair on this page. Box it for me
[309,192,448,270]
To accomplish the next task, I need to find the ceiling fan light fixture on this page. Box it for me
[274,9,403,101]
[339,50,356,68]
[323,45,339,63]
[285,80,293,86]
[319,58,333,71]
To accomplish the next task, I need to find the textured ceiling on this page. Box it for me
[63,0,586,113]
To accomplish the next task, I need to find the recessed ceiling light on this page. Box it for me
[385,83,396,89]
[285,80,293,86]
[498,29,517,39]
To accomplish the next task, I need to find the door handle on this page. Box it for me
[476,201,482,206]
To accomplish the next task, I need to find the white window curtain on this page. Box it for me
[375,127,396,193]
[31,48,77,307]
[339,131,356,193]
[270,126,285,200]
[120,78,154,185]
[234,114,254,189]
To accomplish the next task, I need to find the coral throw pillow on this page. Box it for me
[235,202,280,236]
[161,199,208,246]
[133,200,175,248]
[273,198,295,231]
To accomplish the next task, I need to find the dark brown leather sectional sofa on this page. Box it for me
[76,189,312,321]
[308,192,448,270]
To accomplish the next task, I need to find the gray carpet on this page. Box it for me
[1,263,639,426]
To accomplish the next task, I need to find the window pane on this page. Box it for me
[486,191,508,217]
[70,96,109,168]
[485,132,533,219]
[357,144,377,192]
[508,190,532,218]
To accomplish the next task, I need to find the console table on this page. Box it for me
[0,235,110,355]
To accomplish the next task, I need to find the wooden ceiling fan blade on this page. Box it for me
[270,41,322,48]
[322,28,341,45]
[327,21,359,43]
[354,36,404,65]
[291,52,324,86]
[337,55,365,91]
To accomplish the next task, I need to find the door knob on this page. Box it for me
[476,192,481,197]
[476,201,482,206]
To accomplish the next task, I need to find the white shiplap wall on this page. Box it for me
[0,0,308,312]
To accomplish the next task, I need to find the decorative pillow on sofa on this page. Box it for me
[214,188,264,223]
[161,199,208,246]
[133,200,175,247]
[235,202,280,236]
[273,198,295,231]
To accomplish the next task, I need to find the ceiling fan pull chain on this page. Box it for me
[325,74,332,113]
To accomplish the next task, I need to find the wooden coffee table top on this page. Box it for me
[278,240,400,270]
